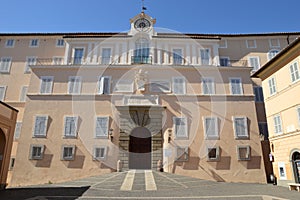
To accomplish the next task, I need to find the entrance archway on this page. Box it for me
[292,151,300,183]
[129,127,151,169]
[0,129,6,180]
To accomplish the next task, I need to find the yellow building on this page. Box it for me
[1,12,300,186]
[253,37,300,186]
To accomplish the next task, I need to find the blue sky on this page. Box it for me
[1,0,300,34]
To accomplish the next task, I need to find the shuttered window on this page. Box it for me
[172,77,186,95]
[33,116,48,137]
[98,76,111,94]
[64,116,78,138]
[95,117,109,138]
[40,76,54,94]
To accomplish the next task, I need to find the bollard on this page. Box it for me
[157,160,163,172]
[117,160,123,172]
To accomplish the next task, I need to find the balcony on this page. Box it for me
[131,56,152,65]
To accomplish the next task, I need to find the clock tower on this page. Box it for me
[129,11,156,36]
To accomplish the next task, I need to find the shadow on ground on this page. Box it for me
[0,186,90,200]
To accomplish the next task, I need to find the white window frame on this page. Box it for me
[98,76,111,95]
[68,76,82,94]
[61,145,76,161]
[278,162,287,180]
[5,39,15,48]
[246,39,257,48]
[20,86,28,102]
[63,116,78,138]
[173,117,188,139]
[173,48,183,65]
[273,114,283,134]
[248,56,260,71]
[229,78,243,95]
[172,77,186,95]
[290,62,300,83]
[219,57,230,67]
[0,86,7,101]
[114,80,134,93]
[29,39,39,47]
[33,115,49,138]
[93,146,108,161]
[233,116,249,139]
[150,80,171,93]
[200,48,211,65]
[253,86,264,102]
[72,47,85,65]
[101,48,112,65]
[176,147,189,162]
[268,77,277,96]
[14,122,22,140]
[29,144,45,160]
[25,56,37,73]
[0,57,12,73]
[207,146,220,161]
[202,77,215,95]
[95,116,109,138]
[40,76,54,94]
[269,39,280,48]
[267,50,280,61]
[56,39,65,47]
[203,116,219,139]
[237,146,251,161]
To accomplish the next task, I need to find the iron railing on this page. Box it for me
[131,56,152,64]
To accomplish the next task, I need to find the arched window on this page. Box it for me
[268,50,280,61]
[133,38,151,64]
[292,151,300,183]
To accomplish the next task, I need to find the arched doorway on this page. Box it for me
[292,151,300,183]
[129,127,152,169]
[0,129,6,179]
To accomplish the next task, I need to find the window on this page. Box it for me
[30,39,39,47]
[278,162,287,180]
[0,86,7,101]
[258,122,269,139]
[202,77,215,95]
[73,48,84,64]
[93,147,107,160]
[237,146,251,161]
[248,57,260,71]
[230,78,243,95]
[200,49,210,65]
[53,57,64,65]
[33,116,48,137]
[64,116,78,138]
[98,76,111,94]
[68,76,82,94]
[173,49,183,65]
[61,145,76,161]
[20,86,28,102]
[207,146,220,161]
[253,86,264,102]
[29,145,44,160]
[40,76,54,94]
[56,39,65,47]
[268,50,279,61]
[246,39,256,48]
[273,114,283,134]
[5,39,15,48]
[114,80,134,92]
[95,117,109,138]
[290,62,300,83]
[133,38,150,64]
[176,147,189,161]
[268,77,277,96]
[269,39,280,48]
[172,77,186,95]
[297,107,300,126]
[204,117,219,139]
[25,57,37,73]
[0,57,12,73]
[233,117,248,138]
[101,48,112,65]
[150,80,171,93]
[14,122,22,140]
[174,117,188,139]
[220,57,230,67]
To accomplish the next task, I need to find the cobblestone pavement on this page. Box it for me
[1,170,300,200]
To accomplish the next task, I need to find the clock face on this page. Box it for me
[134,18,151,31]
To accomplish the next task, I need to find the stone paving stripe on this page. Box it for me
[120,170,136,191]
[145,170,157,191]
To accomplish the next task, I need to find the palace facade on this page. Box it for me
[1,12,300,186]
